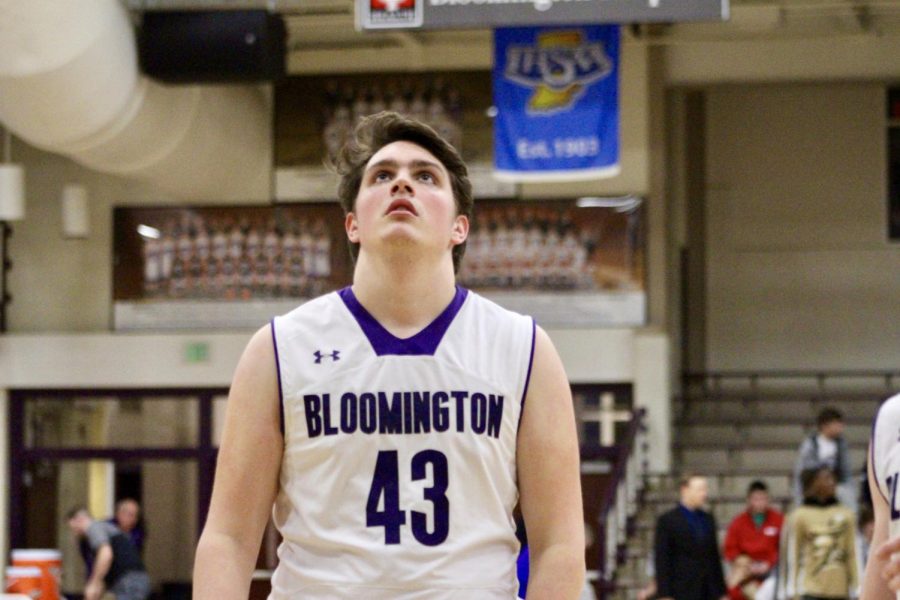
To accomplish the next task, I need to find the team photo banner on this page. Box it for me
[492,25,620,182]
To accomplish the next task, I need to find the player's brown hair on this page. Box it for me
[332,111,473,273]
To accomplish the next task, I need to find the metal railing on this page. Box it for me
[683,370,900,397]
[582,408,647,597]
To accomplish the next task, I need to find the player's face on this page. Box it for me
[347,141,468,260]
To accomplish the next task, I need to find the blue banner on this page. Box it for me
[493,25,620,181]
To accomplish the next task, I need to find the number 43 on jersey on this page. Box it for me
[366,450,449,546]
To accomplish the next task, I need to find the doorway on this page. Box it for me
[9,389,224,598]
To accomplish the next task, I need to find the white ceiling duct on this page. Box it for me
[0,0,271,200]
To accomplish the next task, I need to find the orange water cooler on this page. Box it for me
[5,565,43,598]
[10,549,62,600]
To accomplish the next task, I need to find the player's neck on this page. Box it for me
[351,252,457,338]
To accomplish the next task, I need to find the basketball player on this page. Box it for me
[861,392,900,598]
[193,111,585,599]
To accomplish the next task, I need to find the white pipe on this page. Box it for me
[0,0,271,200]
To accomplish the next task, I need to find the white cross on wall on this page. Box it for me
[580,392,632,445]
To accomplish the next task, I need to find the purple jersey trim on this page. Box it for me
[517,319,537,430]
[270,319,285,438]
[338,285,468,356]
[872,400,889,503]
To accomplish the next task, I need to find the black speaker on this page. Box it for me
[138,10,286,83]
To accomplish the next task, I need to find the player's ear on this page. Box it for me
[345,212,360,243]
[450,214,469,246]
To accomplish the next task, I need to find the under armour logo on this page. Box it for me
[313,350,341,364]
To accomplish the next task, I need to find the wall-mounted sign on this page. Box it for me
[357,0,728,31]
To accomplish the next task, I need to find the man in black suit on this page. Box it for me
[654,473,727,600]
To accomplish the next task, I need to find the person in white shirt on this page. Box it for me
[793,407,856,511]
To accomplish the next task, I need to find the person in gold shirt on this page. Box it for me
[778,467,858,600]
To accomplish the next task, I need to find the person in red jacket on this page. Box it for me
[723,481,784,600]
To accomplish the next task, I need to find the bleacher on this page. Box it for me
[605,370,899,599]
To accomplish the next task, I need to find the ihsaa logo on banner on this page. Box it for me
[493,25,620,181]
[504,30,613,115]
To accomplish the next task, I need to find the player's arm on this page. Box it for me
[85,543,112,600]
[193,325,283,600]
[517,326,585,600]
[864,442,896,598]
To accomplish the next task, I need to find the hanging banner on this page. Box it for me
[493,25,620,182]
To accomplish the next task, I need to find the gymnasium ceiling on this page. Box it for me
[126,0,900,73]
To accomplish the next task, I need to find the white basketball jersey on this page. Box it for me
[269,286,535,599]
[873,394,900,561]
[872,392,900,599]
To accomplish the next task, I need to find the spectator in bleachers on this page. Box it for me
[793,407,856,511]
[778,467,858,600]
[723,480,783,600]
[654,473,727,600]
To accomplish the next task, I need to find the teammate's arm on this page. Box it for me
[193,325,284,600]
[517,326,585,600]
[864,442,896,598]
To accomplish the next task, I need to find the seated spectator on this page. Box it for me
[723,481,783,600]
[778,467,858,600]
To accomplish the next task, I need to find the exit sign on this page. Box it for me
[185,341,210,363]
